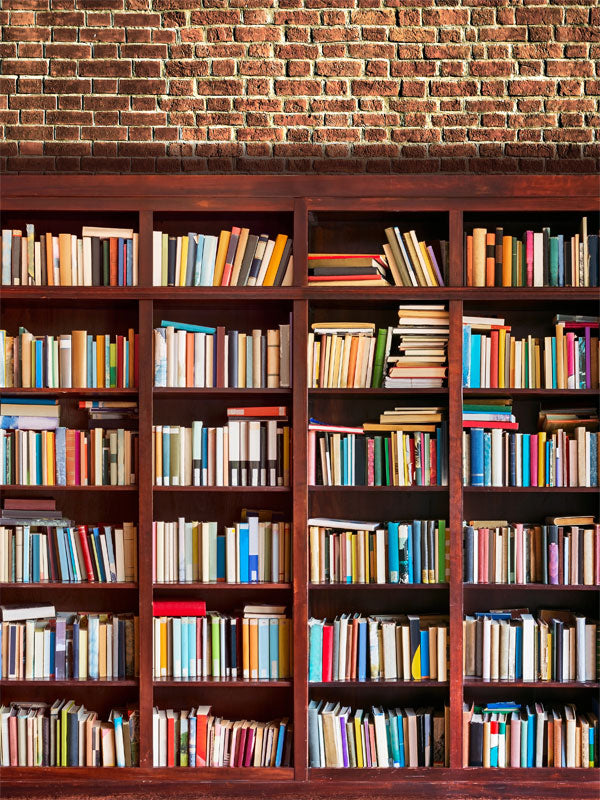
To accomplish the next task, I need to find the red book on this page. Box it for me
[166,712,175,767]
[490,329,499,389]
[152,600,206,617]
[74,430,81,485]
[4,498,56,511]
[109,238,118,286]
[66,429,77,486]
[235,725,247,767]
[117,335,123,389]
[243,726,255,766]
[462,420,519,430]
[227,406,288,419]
[430,438,437,485]
[322,623,333,682]
[77,524,95,582]
[477,529,485,583]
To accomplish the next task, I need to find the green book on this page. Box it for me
[463,404,512,413]
[549,236,559,287]
[371,328,387,388]
[109,343,116,387]
[102,239,110,286]
[437,520,446,583]
[60,700,75,767]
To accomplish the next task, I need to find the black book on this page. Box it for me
[310,265,379,277]
[564,238,572,286]
[11,234,21,284]
[228,332,238,389]
[494,227,503,286]
[468,713,484,766]
[273,238,293,286]
[552,618,563,680]
[167,237,176,286]
[102,239,110,285]
[67,704,80,766]
[40,237,47,285]
[589,234,599,287]
[236,234,259,287]
[416,710,425,766]
[118,618,126,679]
[91,236,101,286]
[354,435,366,486]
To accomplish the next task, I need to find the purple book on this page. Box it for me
[427,245,445,287]
[363,717,371,767]
[54,617,67,680]
[339,712,349,767]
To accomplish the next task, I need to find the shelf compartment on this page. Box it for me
[153,583,291,590]
[0,679,138,687]
[153,678,292,687]
[310,681,448,688]
[310,583,448,590]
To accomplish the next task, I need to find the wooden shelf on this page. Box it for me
[2,175,598,797]
[463,680,600,689]
[0,679,138,687]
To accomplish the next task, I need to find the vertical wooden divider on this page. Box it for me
[137,210,154,766]
[292,198,309,780]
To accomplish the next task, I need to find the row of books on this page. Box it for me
[0,328,138,389]
[153,706,292,768]
[0,520,137,584]
[464,609,598,684]
[464,217,598,287]
[0,702,139,767]
[0,605,138,681]
[309,418,449,486]
[152,414,290,487]
[308,613,448,683]
[463,518,600,586]
[0,426,138,486]
[308,322,381,388]
[152,228,293,287]
[308,702,447,768]
[464,701,597,768]
[308,518,448,585]
[464,425,599,487]
[462,314,599,389]
[1,225,139,286]
[154,320,291,388]
[152,602,291,681]
[152,516,291,585]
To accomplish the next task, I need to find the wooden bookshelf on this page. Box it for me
[1,175,598,799]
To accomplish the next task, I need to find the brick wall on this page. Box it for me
[1,0,598,174]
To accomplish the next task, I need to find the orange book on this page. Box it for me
[109,237,118,286]
[66,429,77,485]
[45,233,54,286]
[242,618,250,679]
[466,234,473,286]
[249,618,258,680]
[186,332,194,387]
[96,335,105,388]
[58,233,71,286]
[71,330,87,388]
[347,336,360,387]
[262,234,288,287]
[485,232,495,287]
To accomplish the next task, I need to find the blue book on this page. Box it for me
[470,428,484,486]
[103,526,117,582]
[35,433,42,484]
[188,617,196,677]
[55,528,69,582]
[193,234,205,286]
[412,520,421,585]
[216,535,226,582]
[396,711,405,767]
[387,521,400,583]
[159,320,216,334]
[420,629,430,679]
[1,396,57,405]
[406,523,413,584]
[162,428,170,486]
[126,238,133,286]
[258,619,269,679]
[470,334,481,388]
[238,523,249,583]
[357,618,367,682]
[483,431,492,486]
[23,526,31,583]
[72,619,79,679]
[35,339,43,387]
[49,630,55,678]
[56,427,67,485]
[65,531,78,583]
[269,619,279,679]
[387,710,400,767]
[399,523,409,583]
[308,619,323,682]
[117,237,125,286]
[515,626,522,679]
[522,434,530,487]
[462,324,471,386]
[275,720,286,767]
[181,618,189,678]
[247,514,259,583]
[92,528,106,582]
[526,706,535,767]
[201,427,208,485]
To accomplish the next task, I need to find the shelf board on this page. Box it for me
[0,582,137,590]
[463,486,598,493]
[463,679,600,689]
[309,388,448,396]
[310,485,447,492]
[0,485,137,492]
[310,583,448,590]
[153,582,291,590]
[464,583,599,591]
[0,388,138,396]
[310,680,448,688]
[153,486,290,492]
[463,388,599,397]
[154,387,291,395]
[153,678,292,687]
[0,766,295,780]
[0,679,138,687]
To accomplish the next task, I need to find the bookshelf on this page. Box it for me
[0,175,598,799]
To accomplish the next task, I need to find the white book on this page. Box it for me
[372,706,390,767]
[176,330,186,387]
[200,235,218,286]
[152,231,163,286]
[194,332,205,388]
[491,428,503,486]
[482,616,491,681]
[82,237,92,286]
[533,232,544,286]
[520,613,535,681]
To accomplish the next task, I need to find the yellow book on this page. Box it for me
[278,618,290,679]
[502,235,512,286]
[58,233,72,286]
[160,618,167,677]
[48,431,55,484]
[155,427,162,486]
[212,230,230,286]
[363,531,370,584]
[351,533,357,583]
[179,235,189,287]
[262,234,288,287]
[509,337,516,387]
[538,431,546,487]
[419,240,438,286]
[498,328,506,388]
[354,713,364,767]
[242,618,250,679]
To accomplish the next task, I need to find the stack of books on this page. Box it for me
[464,701,598,767]
[383,305,449,388]
[464,216,599,287]
[463,516,600,586]
[153,319,291,389]
[0,414,138,486]
[308,254,392,286]
[307,321,379,388]
[152,706,292,767]
[1,225,139,286]
[0,702,139,767]
[308,613,448,683]
[464,609,598,684]
[79,400,138,424]
[308,702,448,767]
[152,406,290,487]
[308,517,448,585]
[152,602,291,681]
[0,328,138,389]
[0,604,139,680]
[152,227,292,287]
[462,314,599,389]
[0,512,137,584]
[153,514,291,584]
[463,403,599,487]
[308,412,448,486]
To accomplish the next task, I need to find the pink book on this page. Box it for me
[367,437,375,486]
[530,434,538,486]
[75,430,81,485]
[307,429,316,484]
[515,523,524,584]
[478,528,485,583]
[462,420,519,430]
[566,331,575,387]
[483,528,489,583]
[525,230,534,287]
[152,522,156,582]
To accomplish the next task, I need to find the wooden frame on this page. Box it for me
[0,175,598,799]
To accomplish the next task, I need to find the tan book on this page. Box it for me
[230,227,250,286]
[70,330,87,387]
[58,233,72,286]
[382,242,403,286]
[472,228,487,287]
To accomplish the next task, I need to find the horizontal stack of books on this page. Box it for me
[307,254,392,286]
[308,517,448,585]
[0,511,137,584]
[463,403,599,487]
[152,602,291,681]
[152,227,292,287]
[152,706,292,768]
[309,411,448,487]
[153,515,291,584]
[464,610,598,683]
[153,407,290,487]
[0,416,138,486]
[308,702,448,768]
[0,328,138,389]
[0,604,138,680]
[0,702,139,767]
[1,225,139,287]
[464,216,598,287]
[464,701,597,767]
[308,613,447,683]
[384,305,449,388]
[463,516,599,585]
[153,319,291,389]
[462,314,599,389]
